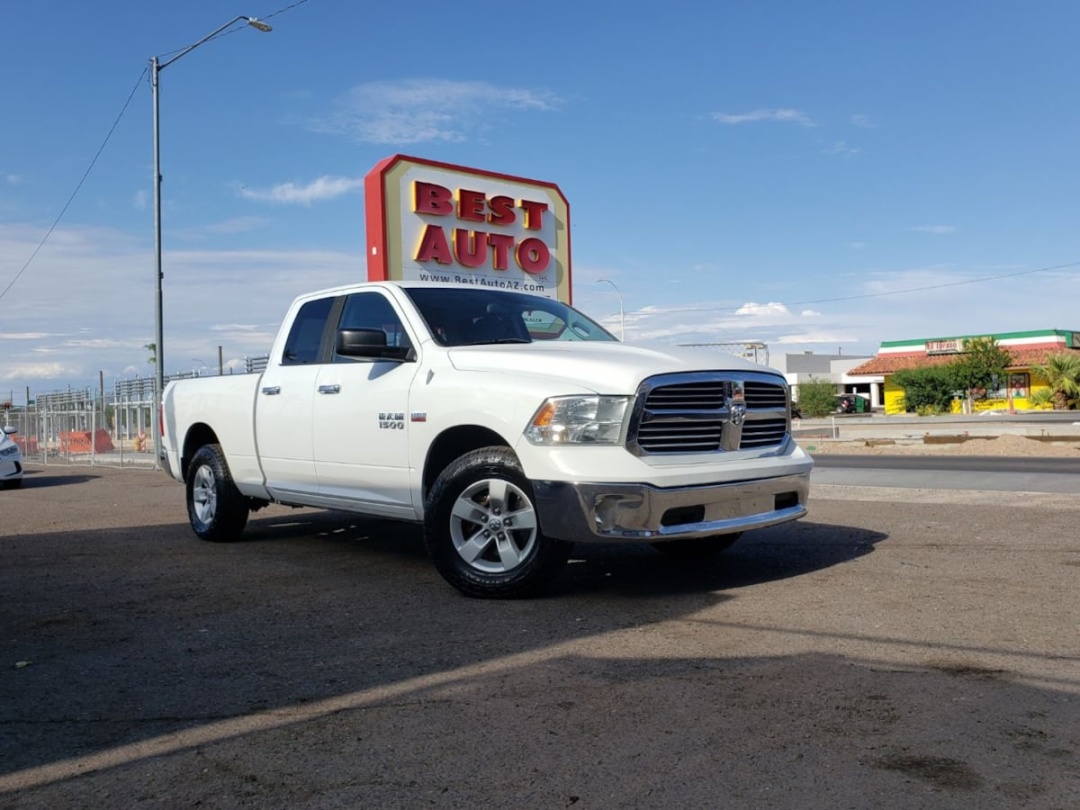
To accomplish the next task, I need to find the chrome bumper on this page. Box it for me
[533,473,810,543]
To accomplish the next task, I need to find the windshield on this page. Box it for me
[404,287,618,347]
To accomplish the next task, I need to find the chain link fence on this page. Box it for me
[4,380,157,469]
[3,358,265,470]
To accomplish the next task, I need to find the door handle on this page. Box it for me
[318,384,341,395]
[261,386,281,395]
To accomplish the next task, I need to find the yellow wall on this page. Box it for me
[883,379,907,415]
[884,369,1052,415]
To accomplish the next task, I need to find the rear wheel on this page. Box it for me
[652,533,741,558]
[186,444,249,542]
[424,447,570,598]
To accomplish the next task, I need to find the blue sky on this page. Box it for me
[2,0,1079,396]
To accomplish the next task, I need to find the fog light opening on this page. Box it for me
[660,505,705,527]
[774,492,799,510]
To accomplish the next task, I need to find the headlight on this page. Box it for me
[524,396,630,445]
[0,444,18,457]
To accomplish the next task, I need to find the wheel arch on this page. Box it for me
[181,423,220,481]
[422,425,513,501]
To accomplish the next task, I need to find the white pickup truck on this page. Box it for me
[161,281,812,597]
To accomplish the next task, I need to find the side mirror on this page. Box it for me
[336,328,411,361]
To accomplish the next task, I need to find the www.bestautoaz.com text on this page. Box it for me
[417,273,548,292]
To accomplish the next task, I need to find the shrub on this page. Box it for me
[893,366,957,414]
[795,377,839,418]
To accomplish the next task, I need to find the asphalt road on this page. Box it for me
[811,454,1080,494]
[2,464,1079,808]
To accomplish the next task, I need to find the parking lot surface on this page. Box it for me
[2,465,1078,808]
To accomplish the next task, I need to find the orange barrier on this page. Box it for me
[59,430,115,455]
[13,436,39,454]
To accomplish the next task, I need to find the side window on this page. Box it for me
[335,292,412,361]
[282,297,334,365]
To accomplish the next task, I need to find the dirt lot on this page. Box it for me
[2,465,1079,808]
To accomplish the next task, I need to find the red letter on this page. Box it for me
[457,189,486,222]
[488,195,516,226]
[487,233,515,270]
[415,224,453,264]
[413,181,453,216]
[454,229,489,268]
[519,199,548,230]
[515,238,550,274]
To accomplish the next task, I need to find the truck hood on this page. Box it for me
[446,342,781,394]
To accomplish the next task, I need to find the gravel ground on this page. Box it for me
[804,433,1080,457]
[3,466,1080,808]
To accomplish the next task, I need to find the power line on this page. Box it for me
[0,66,148,304]
[262,0,312,21]
[0,0,316,304]
[200,0,314,46]
[658,260,1080,317]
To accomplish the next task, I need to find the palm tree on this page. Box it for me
[1031,352,1080,410]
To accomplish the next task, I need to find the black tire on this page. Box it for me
[652,533,741,558]
[186,444,249,542]
[424,446,571,598]
[1,479,21,490]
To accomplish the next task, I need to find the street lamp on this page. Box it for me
[150,16,271,464]
[596,278,626,340]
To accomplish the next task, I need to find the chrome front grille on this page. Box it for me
[627,372,790,455]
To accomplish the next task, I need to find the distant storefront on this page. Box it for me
[847,329,1080,414]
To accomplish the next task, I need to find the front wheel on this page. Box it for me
[424,447,570,598]
[186,443,249,542]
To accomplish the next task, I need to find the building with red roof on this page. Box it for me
[847,329,1080,414]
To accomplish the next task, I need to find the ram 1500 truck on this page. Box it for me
[161,281,812,597]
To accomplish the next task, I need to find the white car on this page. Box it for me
[1,427,24,489]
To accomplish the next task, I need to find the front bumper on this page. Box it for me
[1,460,23,482]
[533,472,810,543]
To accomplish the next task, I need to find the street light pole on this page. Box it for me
[596,278,625,340]
[149,16,271,466]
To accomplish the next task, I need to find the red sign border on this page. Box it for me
[364,154,572,302]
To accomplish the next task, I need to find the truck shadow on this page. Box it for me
[1,492,887,793]
[240,510,886,598]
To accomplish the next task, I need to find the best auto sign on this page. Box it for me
[365,155,571,302]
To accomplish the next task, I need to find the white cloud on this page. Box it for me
[63,338,131,349]
[5,174,22,186]
[203,217,269,234]
[210,323,262,333]
[735,301,793,317]
[711,108,815,127]
[239,175,364,205]
[0,332,51,340]
[849,241,867,250]
[823,140,859,157]
[850,114,877,129]
[1,362,79,381]
[0,222,363,391]
[313,79,562,145]
[776,331,859,344]
[908,225,957,235]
